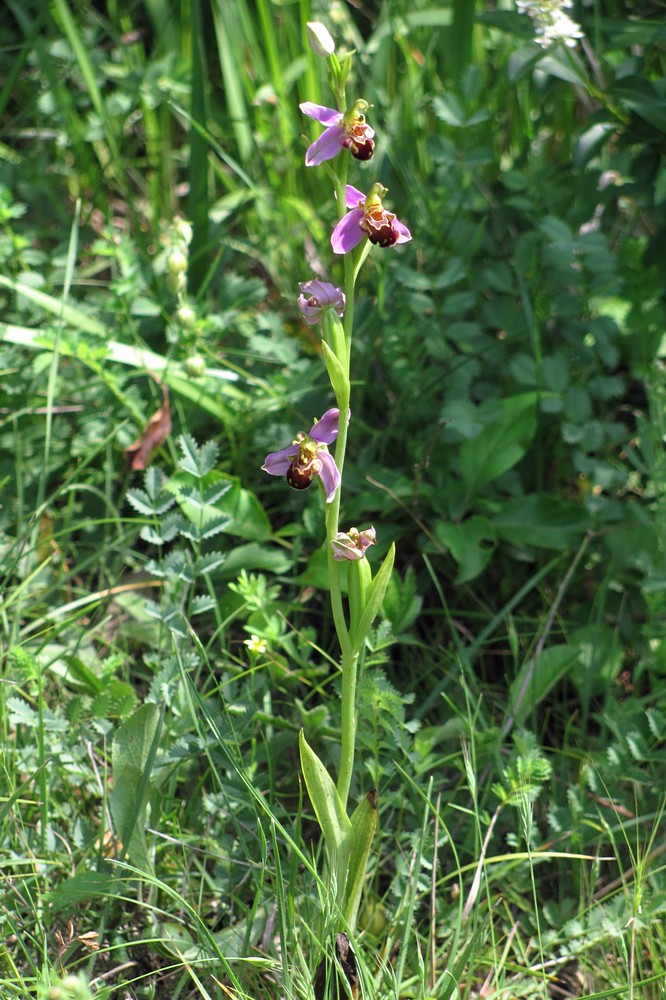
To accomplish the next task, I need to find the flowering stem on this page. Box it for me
[325,399,352,662]
[337,646,359,808]
[325,137,364,805]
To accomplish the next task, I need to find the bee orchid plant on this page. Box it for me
[262,22,411,937]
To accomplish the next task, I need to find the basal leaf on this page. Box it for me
[458,393,536,491]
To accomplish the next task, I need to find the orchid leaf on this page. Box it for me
[347,556,371,643]
[299,730,352,868]
[342,789,377,930]
[350,543,395,651]
[321,340,350,407]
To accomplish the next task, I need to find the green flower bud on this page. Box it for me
[306,21,335,57]
[173,218,193,245]
[176,303,196,328]
[166,271,187,295]
[166,247,188,275]
[184,355,206,378]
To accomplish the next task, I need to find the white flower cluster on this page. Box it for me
[516,0,584,48]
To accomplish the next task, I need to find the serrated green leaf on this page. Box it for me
[91,679,138,719]
[167,471,270,542]
[8,697,38,726]
[178,434,218,477]
[142,466,169,500]
[195,551,226,574]
[125,488,156,516]
[179,514,232,542]
[189,594,216,615]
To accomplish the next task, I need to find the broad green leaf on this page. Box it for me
[537,48,589,86]
[569,624,623,700]
[220,542,292,576]
[458,393,536,491]
[110,703,160,875]
[493,494,591,550]
[509,646,579,726]
[434,516,495,583]
[610,76,666,133]
[44,871,117,913]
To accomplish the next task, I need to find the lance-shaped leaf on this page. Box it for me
[321,340,350,409]
[342,789,377,930]
[347,555,372,642]
[299,730,352,890]
[350,543,395,651]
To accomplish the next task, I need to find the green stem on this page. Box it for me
[324,411,351,661]
[325,90,371,811]
[337,647,359,808]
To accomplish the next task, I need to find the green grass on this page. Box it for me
[2,0,666,998]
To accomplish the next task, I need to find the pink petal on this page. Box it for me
[305,125,345,166]
[318,452,341,502]
[331,209,365,254]
[262,444,299,476]
[299,103,341,127]
[394,220,412,245]
[345,185,366,208]
[309,408,341,444]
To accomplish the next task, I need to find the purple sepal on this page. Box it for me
[262,444,299,476]
[318,451,341,502]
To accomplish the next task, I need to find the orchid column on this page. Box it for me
[262,21,411,934]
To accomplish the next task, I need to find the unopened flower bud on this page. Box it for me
[176,303,196,328]
[173,218,193,245]
[306,21,335,57]
[166,271,187,295]
[184,355,206,378]
[166,248,188,275]
[332,526,377,561]
[298,280,345,325]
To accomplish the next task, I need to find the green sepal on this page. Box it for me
[321,339,350,407]
[299,730,352,890]
[350,542,395,651]
[342,789,377,930]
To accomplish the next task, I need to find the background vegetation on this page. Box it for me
[1,0,666,997]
